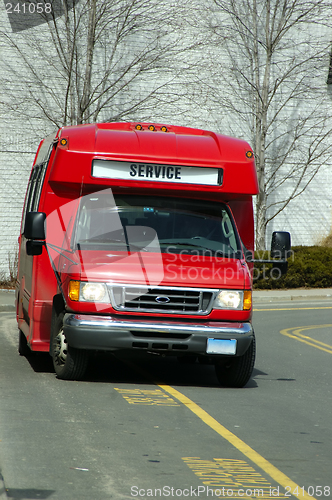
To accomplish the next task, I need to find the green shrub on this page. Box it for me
[320,231,332,248]
[253,246,332,289]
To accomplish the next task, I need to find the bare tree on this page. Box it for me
[199,0,332,249]
[0,0,200,129]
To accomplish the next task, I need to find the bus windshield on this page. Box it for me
[74,192,241,258]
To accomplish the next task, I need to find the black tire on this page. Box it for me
[18,330,31,357]
[51,311,89,380]
[214,335,256,388]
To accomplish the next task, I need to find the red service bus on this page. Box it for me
[16,122,290,386]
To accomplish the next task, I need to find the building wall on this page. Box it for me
[266,164,332,247]
[0,52,41,277]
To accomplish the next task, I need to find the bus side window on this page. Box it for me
[21,167,39,235]
[21,143,52,235]
[221,210,238,251]
[31,162,47,211]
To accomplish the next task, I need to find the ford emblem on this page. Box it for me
[155,296,171,303]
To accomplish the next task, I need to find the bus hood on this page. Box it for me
[62,250,246,290]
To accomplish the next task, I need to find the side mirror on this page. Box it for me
[24,212,46,240]
[26,240,44,256]
[271,231,291,259]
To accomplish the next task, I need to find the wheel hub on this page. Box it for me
[54,327,68,365]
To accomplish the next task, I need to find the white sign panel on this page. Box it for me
[92,160,222,186]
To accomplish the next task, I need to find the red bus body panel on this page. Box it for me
[16,122,258,352]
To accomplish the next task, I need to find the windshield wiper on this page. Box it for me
[160,240,206,247]
[160,239,240,257]
[77,238,149,252]
[109,238,150,252]
[47,243,78,264]
[160,240,226,253]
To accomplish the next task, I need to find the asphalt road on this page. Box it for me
[0,299,331,500]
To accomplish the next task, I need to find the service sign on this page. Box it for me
[92,160,223,186]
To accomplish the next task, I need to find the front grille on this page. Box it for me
[109,285,216,315]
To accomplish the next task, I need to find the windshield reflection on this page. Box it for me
[73,191,240,257]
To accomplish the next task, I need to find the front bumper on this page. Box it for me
[63,314,254,357]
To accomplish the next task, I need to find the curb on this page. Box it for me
[253,296,331,304]
[0,305,16,312]
[0,289,15,312]
[253,291,332,303]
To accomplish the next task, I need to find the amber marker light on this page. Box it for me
[243,290,252,310]
[160,126,168,132]
[148,125,156,131]
[60,138,68,146]
[246,150,254,158]
[135,124,143,130]
[68,280,80,301]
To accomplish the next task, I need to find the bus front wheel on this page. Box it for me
[214,334,256,388]
[51,311,89,380]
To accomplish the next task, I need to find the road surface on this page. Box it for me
[0,299,331,499]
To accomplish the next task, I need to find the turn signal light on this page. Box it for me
[68,280,80,301]
[243,290,252,310]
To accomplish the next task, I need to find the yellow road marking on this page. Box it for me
[158,383,316,500]
[114,387,179,406]
[280,325,332,354]
[119,359,319,499]
[182,457,282,497]
[253,307,332,311]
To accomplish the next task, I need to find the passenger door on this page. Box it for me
[17,137,56,326]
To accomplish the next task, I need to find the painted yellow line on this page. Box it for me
[121,359,316,498]
[254,307,332,311]
[280,325,332,354]
[158,383,316,500]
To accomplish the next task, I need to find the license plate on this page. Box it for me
[206,338,237,355]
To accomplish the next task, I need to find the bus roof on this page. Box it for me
[46,122,259,197]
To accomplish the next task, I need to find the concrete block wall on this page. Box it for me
[266,164,332,247]
[0,134,36,279]
[0,4,55,278]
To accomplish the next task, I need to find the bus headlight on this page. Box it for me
[213,290,252,310]
[68,281,109,303]
[81,282,108,302]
